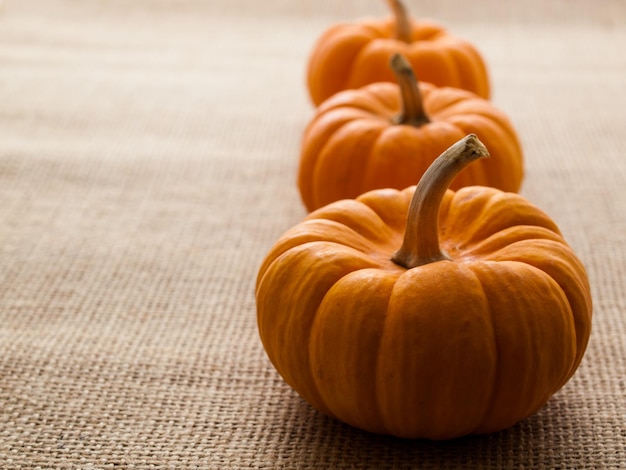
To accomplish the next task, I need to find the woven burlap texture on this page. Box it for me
[1,0,625,468]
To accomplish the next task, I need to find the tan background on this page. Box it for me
[1,0,625,468]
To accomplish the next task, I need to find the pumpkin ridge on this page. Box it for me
[359,18,393,39]
[310,268,398,433]
[363,82,403,113]
[442,189,557,250]
[298,109,373,209]
[279,220,383,260]
[346,39,409,90]
[462,263,500,434]
[450,225,566,260]
[318,89,394,117]
[311,119,387,208]
[432,99,501,120]
[442,40,491,99]
[307,25,379,104]
[316,223,399,266]
[422,89,471,116]
[356,187,414,232]
[306,201,405,266]
[372,272,400,436]
[410,47,462,91]
[257,242,381,415]
[376,262,496,439]
[486,239,592,376]
[446,111,521,151]
[407,19,452,42]
[466,260,576,433]
[359,126,421,194]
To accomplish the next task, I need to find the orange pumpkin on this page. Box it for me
[257,135,592,440]
[307,0,490,106]
[298,54,523,212]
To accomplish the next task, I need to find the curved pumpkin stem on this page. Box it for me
[386,0,412,43]
[392,134,490,269]
[390,53,430,127]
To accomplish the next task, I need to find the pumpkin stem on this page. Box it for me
[392,134,490,269]
[390,53,430,127]
[386,0,412,43]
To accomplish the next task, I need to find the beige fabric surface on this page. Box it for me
[1,0,625,468]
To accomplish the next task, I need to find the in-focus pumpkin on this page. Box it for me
[307,0,490,106]
[256,135,592,440]
[299,54,523,212]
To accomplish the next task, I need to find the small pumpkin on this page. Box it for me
[307,0,490,106]
[257,135,592,440]
[298,53,523,212]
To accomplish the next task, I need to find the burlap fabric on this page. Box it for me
[1,1,624,468]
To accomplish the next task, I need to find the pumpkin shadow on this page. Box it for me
[270,393,583,469]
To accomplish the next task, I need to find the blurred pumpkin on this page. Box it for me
[298,53,523,212]
[257,135,592,440]
[307,0,490,106]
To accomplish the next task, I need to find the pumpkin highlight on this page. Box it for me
[257,135,592,440]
